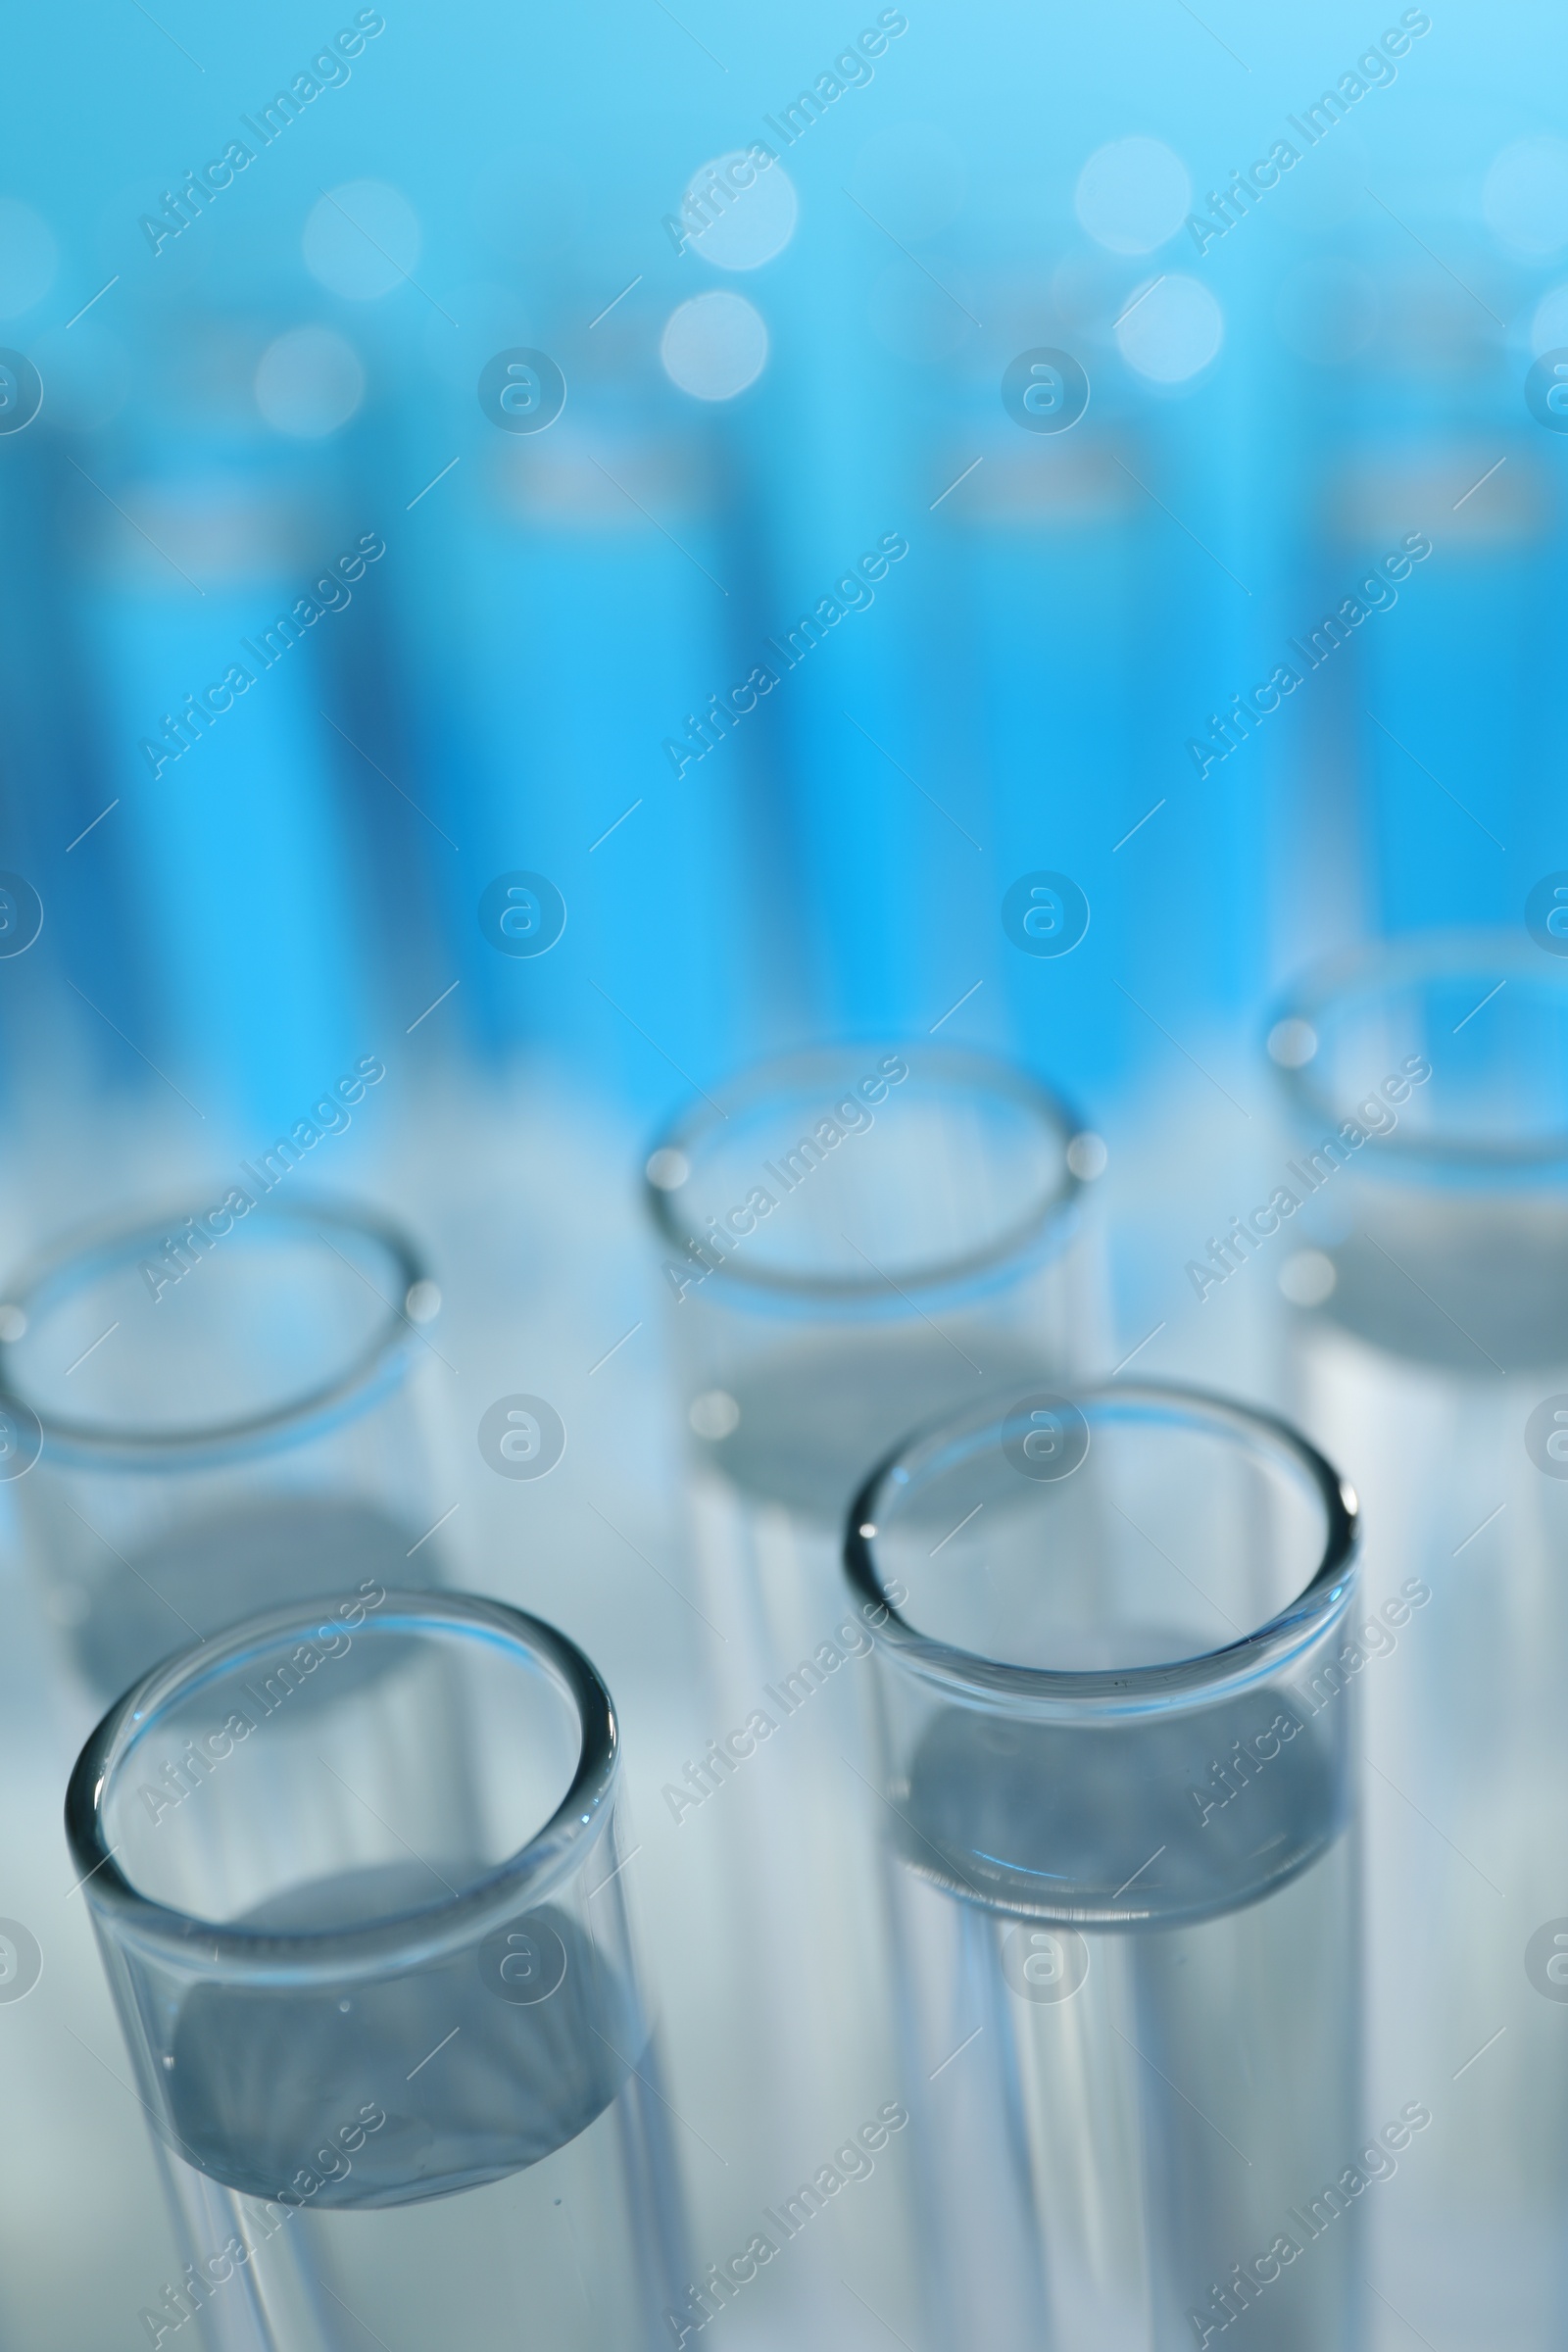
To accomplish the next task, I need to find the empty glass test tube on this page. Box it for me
[0,1193,448,1699]
[846,1382,1366,2352]
[66,1588,687,2352]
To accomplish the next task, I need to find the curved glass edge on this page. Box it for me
[843,1380,1360,1716]
[894,1797,1348,1936]
[0,1194,429,1466]
[63,1592,618,1983]
[642,1041,1089,1305]
[1267,928,1568,1171]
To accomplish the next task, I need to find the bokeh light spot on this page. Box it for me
[304,181,422,302]
[1115,272,1223,382]
[661,292,768,400]
[683,154,798,270]
[255,326,365,438]
[1076,138,1191,256]
[1484,136,1568,259]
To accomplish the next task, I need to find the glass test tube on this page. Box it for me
[639,1043,1102,2348]
[644,1041,1099,1540]
[0,1193,447,1700]
[1267,930,1568,2349]
[846,1382,1365,2352]
[65,1589,687,2352]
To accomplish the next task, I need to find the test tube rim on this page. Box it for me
[844,1377,1358,1718]
[63,1588,620,1984]
[642,1039,1086,1305]
[0,1192,428,1468]
[1268,926,1568,1170]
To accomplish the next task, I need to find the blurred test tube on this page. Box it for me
[637,1040,1102,2345]
[1270,929,1568,2349]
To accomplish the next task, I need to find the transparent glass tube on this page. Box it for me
[638,1044,1103,2347]
[1268,930,1568,2349]
[644,1041,1101,1532]
[0,1194,448,1699]
[65,1589,687,2352]
[845,1382,1365,2352]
